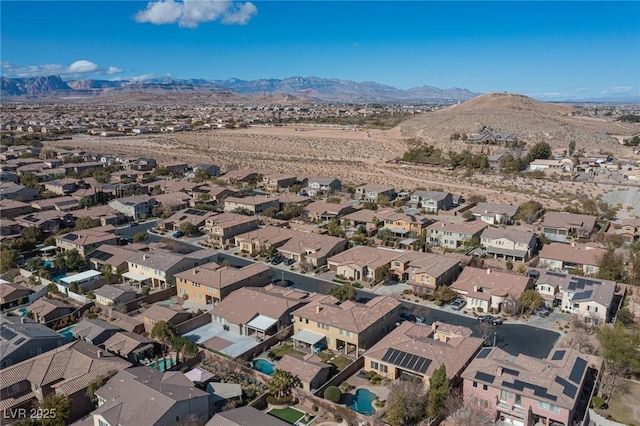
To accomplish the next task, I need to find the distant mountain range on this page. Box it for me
[0,75,480,102]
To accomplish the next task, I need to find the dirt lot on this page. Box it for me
[51,125,638,210]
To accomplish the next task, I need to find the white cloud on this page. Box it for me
[542,92,568,99]
[575,88,587,93]
[1,60,123,78]
[135,0,257,28]
[106,66,123,75]
[600,86,634,95]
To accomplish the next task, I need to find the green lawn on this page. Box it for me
[268,407,305,424]
[270,343,304,359]
[316,351,353,371]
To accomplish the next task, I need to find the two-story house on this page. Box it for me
[427,220,488,249]
[262,173,298,191]
[108,194,156,220]
[55,225,120,257]
[541,212,598,243]
[204,213,260,247]
[409,190,453,213]
[480,228,538,262]
[471,202,519,225]
[224,195,280,215]
[450,267,533,313]
[175,262,271,305]
[364,321,483,386]
[276,231,348,267]
[291,295,401,355]
[306,176,341,196]
[355,184,396,203]
[125,248,219,288]
[538,242,607,276]
[0,316,63,368]
[382,212,431,238]
[462,347,590,426]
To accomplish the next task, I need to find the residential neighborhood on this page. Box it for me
[0,140,636,426]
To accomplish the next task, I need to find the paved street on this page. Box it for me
[124,230,560,358]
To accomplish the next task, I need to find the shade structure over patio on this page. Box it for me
[122,271,150,283]
[246,314,278,333]
[291,329,325,346]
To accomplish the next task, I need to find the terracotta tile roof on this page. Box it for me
[451,267,532,298]
[539,242,606,267]
[427,219,488,235]
[365,321,483,379]
[275,354,330,384]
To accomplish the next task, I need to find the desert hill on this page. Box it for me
[399,92,640,154]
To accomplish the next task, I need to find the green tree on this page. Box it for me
[328,282,357,302]
[596,323,640,399]
[268,369,298,399]
[150,321,179,348]
[26,257,44,272]
[92,168,111,184]
[20,173,40,188]
[74,216,99,230]
[385,378,428,426]
[427,365,451,419]
[231,207,252,216]
[86,370,118,401]
[0,248,18,273]
[327,219,345,237]
[378,264,393,283]
[525,141,553,164]
[520,289,544,313]
[596,248,626,281]
[434,286,457,306]
[37,393,71,426]
[568,140,576,156]
[65,249,88,270]
[133,232,148,243]
[362,201,378,211]
[324,385,342,402]
[282,203,303,220]
[99,264,115,283]
[179,222,197,237]
[377,194,391,207]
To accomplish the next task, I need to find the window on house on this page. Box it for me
[98,419,110,426]
[472,381,478,388]
[514,394,522,406]
[500,389,508,402]
[482,384,488,391]
[370,361,379,370]
[380,364,388,373]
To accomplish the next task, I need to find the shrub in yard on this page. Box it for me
[324,386,342,403]
[591,395,606,409]
[311,404,318,412]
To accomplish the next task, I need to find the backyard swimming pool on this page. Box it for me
[16,307,29,316]
[147,357,177,371]
[58,325,75,342]
[252,358,276,376]
[347,388,377,416]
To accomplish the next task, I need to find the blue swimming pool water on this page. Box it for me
[58,325,75,342]
[43,261,54,268]
[252,358,276,376]
[347,388,377,416]
[17,307,29,316]
[148,357,177,371]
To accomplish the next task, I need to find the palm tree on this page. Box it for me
[268,369,299,400]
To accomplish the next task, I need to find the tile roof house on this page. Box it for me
[364,321,483,385]
[355,184,396,203]
[605,218,640,243]
[276,354,332,392]
[276,231,348,267]
[538,242,606,276]
[140,304,192,333]
[90,367,209,426]
[471,202,519,225]
[108,195,156,220]
[0,182,40,201]
[158,208,216,232]
[102,331,156,364]
[0,199,32,219]
[55,225,120,257]
[262,173,297,191]
[409,190,454,213]
[342,208,393,235]
[126,248,219,288]
[306,176,341,196]
[327,246,399,282]
[427,220,488,249]
[206,406,290,426]
[461,347,591,426]
[27,298,74,325]
[211,285,310,337]
[14,210,75,232]
[392,251,463,294]
[153,191,193,213]
[203,213,260,247]
[302,201,357,222]
[532,269,617,325]
[72,319,122,346]
[223,195,280,215]
[88,245,141,275]
[233,225,298,254]
[450,267,533,314]
[0,340,131,423]
[93,284,139,307]
[291,295,401,355]
[381,212,432,238]
[0,315,63,368]
[541,212,598,243]
[175,262,271,305]
[480,228,538,262]
[0,281,33,309]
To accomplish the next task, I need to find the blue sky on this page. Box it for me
[1,1,639,100]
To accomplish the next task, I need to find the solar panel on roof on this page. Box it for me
[184,208,207,216]
[65,234,79,241]
[503,380,557,401]
[502,368,520,377]
[476,348,491,359]
[551,350,566,361]
[547,271,565,277]
[90,250,113,261]
[555,376,577,398]
[475,371,495,383]
[569,357,587,384]
[0,328,17,340]
[382,348,432,374]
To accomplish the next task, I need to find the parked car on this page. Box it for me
[129,222,139,227]
[533,306,551,317]
[478,315,503,325]
[270,256,283,265]
[400,312,417,322]
[283,258,295,266]
[173,230,185,238]
[450,298,466,310]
